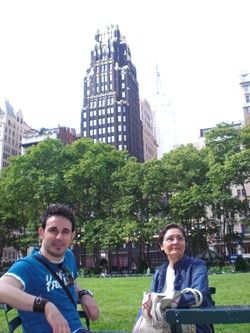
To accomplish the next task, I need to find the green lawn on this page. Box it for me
[0,273,249,332]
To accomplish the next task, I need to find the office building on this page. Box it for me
[0,100,31,172]
[149,67,178,159]
[22,126,76,154]
[81,24,144,163]
[140,99,158,161]
[239,71,250,126]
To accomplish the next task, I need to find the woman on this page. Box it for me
[150,222,214,333]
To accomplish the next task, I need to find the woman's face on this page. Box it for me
[160,228,186,262]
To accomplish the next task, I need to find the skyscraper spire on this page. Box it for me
[151,63,178,158]
[156,61,161,95]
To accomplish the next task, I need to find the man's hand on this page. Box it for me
[81,295,100,321]
[45,302,71,333]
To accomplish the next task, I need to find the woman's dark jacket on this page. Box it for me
[150,255,214,333]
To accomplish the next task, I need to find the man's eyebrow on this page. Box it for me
[47,227,71,232]
[47,226,57,230]
[62,228,71,232]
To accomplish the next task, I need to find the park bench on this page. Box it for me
[163,286,250,332]
[164,305,250,333]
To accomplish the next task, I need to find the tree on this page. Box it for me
[161,144,211,255]
[64,139,129,270]
[203,123,247,255]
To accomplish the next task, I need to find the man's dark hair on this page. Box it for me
[157,222,186,245]
[41,203,75,232]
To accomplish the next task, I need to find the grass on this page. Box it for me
[0,272,249,332]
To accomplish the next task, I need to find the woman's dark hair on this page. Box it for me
[41,203,75,232]
[157,223,186,245]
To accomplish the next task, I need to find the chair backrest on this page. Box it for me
[3,304,22,333]
[1,303,90,332]
[78,308,90,331]
[209,286,216,306]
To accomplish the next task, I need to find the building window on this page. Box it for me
[90,120,96,126]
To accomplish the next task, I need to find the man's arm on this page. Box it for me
[75,281,100,321]
[0,275,71,333]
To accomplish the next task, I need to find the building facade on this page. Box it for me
[239,71,250,126]
[140,99,158,161]
[0,100,31,172]
[22,126,76,153]
[81,24,144,163]
[149,67,178,159]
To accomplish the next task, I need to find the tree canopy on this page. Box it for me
[0,123,249,268]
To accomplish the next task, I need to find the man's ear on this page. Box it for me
[38,227,45,240]
[71,231,76,241]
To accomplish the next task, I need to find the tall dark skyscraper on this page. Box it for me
[81,24,144,163]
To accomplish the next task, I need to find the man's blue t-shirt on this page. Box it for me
[6,249,83,333]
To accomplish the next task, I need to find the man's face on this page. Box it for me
[38,215,75,261]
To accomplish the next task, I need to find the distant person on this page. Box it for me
[0,203,100,333]
[134,223,214,333]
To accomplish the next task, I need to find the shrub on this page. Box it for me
[235,256,247,272]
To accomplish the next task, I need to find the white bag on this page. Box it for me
[132,288,203,333]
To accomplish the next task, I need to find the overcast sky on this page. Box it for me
[0,0,249,144]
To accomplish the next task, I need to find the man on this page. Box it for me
[0,203,100,333]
